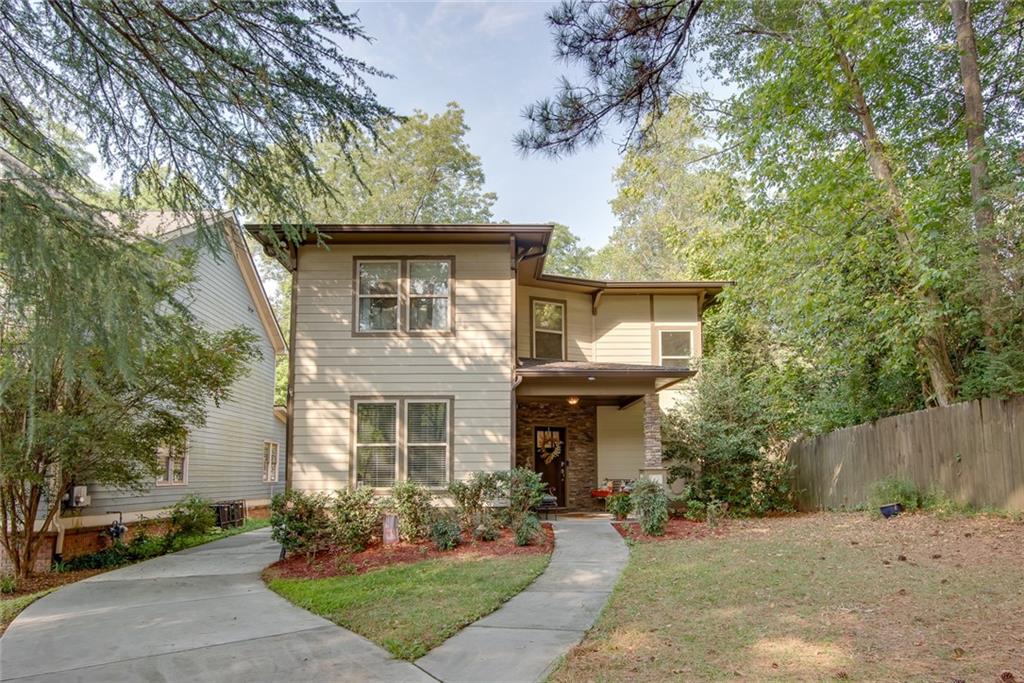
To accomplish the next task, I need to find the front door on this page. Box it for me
[533,426,567,506]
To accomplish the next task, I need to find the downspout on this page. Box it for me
[510,243,547,470]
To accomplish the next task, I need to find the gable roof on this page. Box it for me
[133,211,287,355]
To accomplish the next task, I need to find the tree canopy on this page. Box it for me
[525,0,1024,462]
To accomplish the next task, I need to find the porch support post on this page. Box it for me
[639,393,667,485]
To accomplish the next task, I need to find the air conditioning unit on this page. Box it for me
[69,485,90,508]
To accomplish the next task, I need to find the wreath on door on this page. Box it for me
[536,429,563,465]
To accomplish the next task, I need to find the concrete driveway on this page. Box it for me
[0,528,431,683]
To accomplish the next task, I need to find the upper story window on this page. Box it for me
[356,258,453,334]
[156,437,188,486]
[659,329,692,368]
[532,299,565,360]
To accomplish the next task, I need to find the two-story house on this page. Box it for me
[249,223,726,510]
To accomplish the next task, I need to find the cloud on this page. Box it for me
[427,1,536,37]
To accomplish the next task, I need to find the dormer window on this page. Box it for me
[532,299,566,360]
[355,257,453,334]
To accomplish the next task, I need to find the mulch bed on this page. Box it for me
[266,523,555,580]
[4,567,104,599]
[613,517,728,542]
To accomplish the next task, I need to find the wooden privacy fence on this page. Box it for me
[786,395,1024,512]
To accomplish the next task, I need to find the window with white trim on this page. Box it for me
[355,258,452,333]
[355,401,398,487]
[406,401,449,487]
[357,260,400,332]
[263,441,280,482]
[532,300,565,360]
[354,398,452,488]
[156,439,188,486]
[659,330,692,368]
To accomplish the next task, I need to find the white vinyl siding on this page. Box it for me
[292,243,512,491]
[594,295,651,364]
[596,404,644,480]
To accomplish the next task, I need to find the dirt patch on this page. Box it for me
[266,523,555,580]
[613,517,728,542]
[3,568,103,599]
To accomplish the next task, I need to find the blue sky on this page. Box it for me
[340,1,627,249]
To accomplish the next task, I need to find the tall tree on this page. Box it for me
[287,104,496,223]
[544,223,595,278]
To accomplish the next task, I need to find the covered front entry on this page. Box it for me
[514,359,694,510]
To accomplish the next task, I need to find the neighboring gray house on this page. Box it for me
[53,212,286,551]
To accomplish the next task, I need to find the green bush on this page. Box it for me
[513,513,543,546]
[921,486,973,517]
[631,479,669,536]
[333,487,383,552]
[606,492,633,520]
[867,477,922,515]
[168,494,216,538]
[270,490,334,561]
[705,499,725,528]
[0,574,16,594]
[430,516,461,551]
[500,467,545,523]
[684,499,706,521]
[448,472,502,530]
[390,481,434,541]
[472,517,500,542]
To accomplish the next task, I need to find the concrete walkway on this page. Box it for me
[1,520,627,683]
[416,519,628,683]
[0,528,431,682]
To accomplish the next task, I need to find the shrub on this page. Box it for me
[473,518,500,542]
[270,490,334,561]
[921,487,973,517]
[390,481,434,541]
[332,487,383,552]
[867,477,922,515]
[0,574,16,594]
[430,516,461,551]
[631,479,669,536]
[684,499,706,522]
[448,472,502,530]
[168,494,216,538]
[705,499,725,528]
[513,513,543,546]
[500,468,545,523]
[606,492,633,520]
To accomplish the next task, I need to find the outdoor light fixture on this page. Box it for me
[567,396,580,406]
[587,376,596,381]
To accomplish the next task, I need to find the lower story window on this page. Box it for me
[263,441,280,482]
[156,439,188,486]
[354,398,451,488]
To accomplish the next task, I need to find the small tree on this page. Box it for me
[0,297,258,578]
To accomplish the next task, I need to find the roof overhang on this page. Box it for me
[245,223,553,267]
[515,360,694,398]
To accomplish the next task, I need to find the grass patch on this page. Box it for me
[267,553,549,660]
[1,589,53,636]
[551,513,1024,682]
[168,517,270,552]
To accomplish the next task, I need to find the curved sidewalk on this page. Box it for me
[417,519,628,683]
[0,528,431,683]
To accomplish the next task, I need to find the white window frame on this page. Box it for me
[262,441,280,483]
[658,329,693,367]
[155,438,189,487]
[532,300,566,360]
[356,259,401,333]
[406,259,452,332]
[405,399,450,488]
[354,399,400,488]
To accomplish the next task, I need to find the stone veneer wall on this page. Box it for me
[515,401,602,510]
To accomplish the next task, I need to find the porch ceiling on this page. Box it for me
[515,360,693,400]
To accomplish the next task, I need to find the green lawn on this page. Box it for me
[168,517,270,551]
[551,513,1024,682]
[267,553,550,660]
[1,589,53,636]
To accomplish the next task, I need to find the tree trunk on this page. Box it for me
[950,0,1000,340]
[832,43,958,406]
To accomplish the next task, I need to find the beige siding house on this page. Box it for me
[251,223,727,509]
